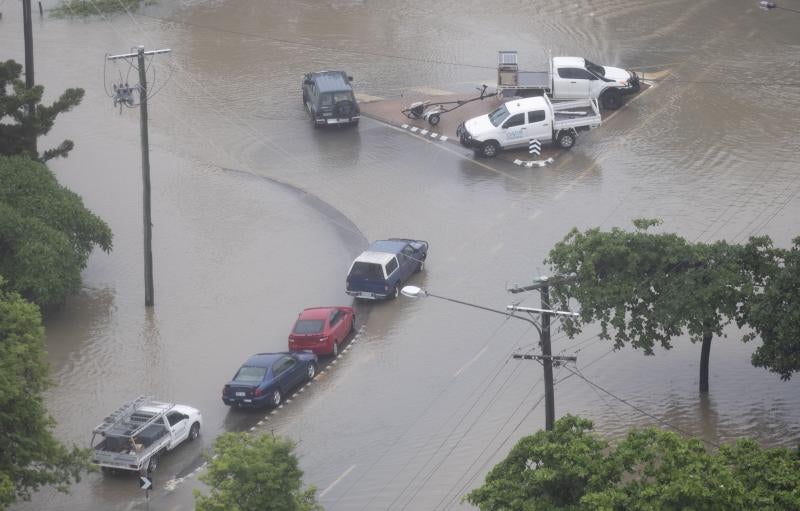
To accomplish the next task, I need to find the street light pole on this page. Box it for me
[401,285,577,431]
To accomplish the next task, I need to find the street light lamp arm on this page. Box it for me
[426,292,542,334]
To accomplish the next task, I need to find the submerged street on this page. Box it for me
[2,0,799,509]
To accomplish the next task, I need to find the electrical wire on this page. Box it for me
[558,363,720,448]
[345,319,530,509]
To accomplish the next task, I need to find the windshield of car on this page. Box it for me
[320,91,355,106]
[233,366,267,383]
[584,59,605,77]
[294,319,325,334]
[349,262,384,280]
[488,105,510,127]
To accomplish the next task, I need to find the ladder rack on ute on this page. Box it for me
[93,395,152,435]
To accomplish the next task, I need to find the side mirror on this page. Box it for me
[347,75,354,82]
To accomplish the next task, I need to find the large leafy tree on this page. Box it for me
[0,279,93,509]
[546,219,749,393]
[467,415,800,511]
[0,59,84,161]
[195,432,321,511]
[0,155,112,307]
[739,236,800,380]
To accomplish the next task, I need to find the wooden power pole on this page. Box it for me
[22,0,36,153]
[508,275,578,431]
[107,46,171,307]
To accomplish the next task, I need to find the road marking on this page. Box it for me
[319,464,357,499]
[420,129,429,135]
[454,346,488,378]
[410,126,418,132]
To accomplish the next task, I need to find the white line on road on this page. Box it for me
[319,464,357,499]
[454,346,488,378]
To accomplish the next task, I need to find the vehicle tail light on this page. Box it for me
[222,385,229,396]
[254,388,263,397]
[384,283,389,291]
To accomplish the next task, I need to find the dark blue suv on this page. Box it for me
[346,239,429,300]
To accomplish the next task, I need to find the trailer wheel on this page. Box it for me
[557,130,576,150]
[601,89,622,110]
[479,140,500,158]
[428,113,440,126]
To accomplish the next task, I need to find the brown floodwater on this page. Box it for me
[2,0,799,509]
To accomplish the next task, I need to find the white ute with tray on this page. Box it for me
[456,95,601,157]
[91,396,202,474]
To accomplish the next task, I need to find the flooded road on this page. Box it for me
[2,0,799,509]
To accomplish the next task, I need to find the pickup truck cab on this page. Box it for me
[497,51,640,110]
[91,397,202,474]
[346,238,429,300]
[457,95,601,157]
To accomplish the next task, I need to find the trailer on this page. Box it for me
[401,85,492,126]
[91,396,202,474]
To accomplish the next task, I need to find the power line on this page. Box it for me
[347,321,532,510]
[558,364,720,448]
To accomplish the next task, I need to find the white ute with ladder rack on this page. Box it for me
[91,396,202,474]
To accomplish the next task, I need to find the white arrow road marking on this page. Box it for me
[319,465,356,499]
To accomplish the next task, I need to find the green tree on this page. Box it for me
[739,236,800,381]
[195,432,321,511]
[546,219,751,393]
[467,415,800,511]
[0,155,112,307]
[0,279,94,509]
[0,59,84,161]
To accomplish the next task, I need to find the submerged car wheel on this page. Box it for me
[307,363,317,380]
[271,389,282,407]
[601,89,622,110]
[392,286,400,299]
[188,422,200,441]
[557,130,576,150]
[480,141,500,158]
[332,341,339,357]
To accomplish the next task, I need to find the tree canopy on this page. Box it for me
[545,220,799,390]
[0,59,84,161]
[0,155,112,307]
[0,279,93,509]
[466,415,800,511]
[195,432,321,511]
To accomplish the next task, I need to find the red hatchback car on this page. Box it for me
[288,306,355,356]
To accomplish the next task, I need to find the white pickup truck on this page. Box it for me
[91,396,202,474]
[456,95,601,157]
[497,51,640,110]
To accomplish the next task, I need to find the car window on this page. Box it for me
[234,366,267,383]
[294,319,324,334]
[273,357,296,376]
[330,310,342,324]
[503,113,526,129]
[527,110,546,123]
[573,68,596,80]
[349,262,384,280]
[584,59,606,77]
[385,258,399,276]
[166,412,184,426]
[488,104,510,127]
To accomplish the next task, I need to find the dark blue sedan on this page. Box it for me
[222,352,318,408]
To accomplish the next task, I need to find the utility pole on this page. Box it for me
[508,275,579,431]
[22,0,36,153]
[107,46,171,307]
